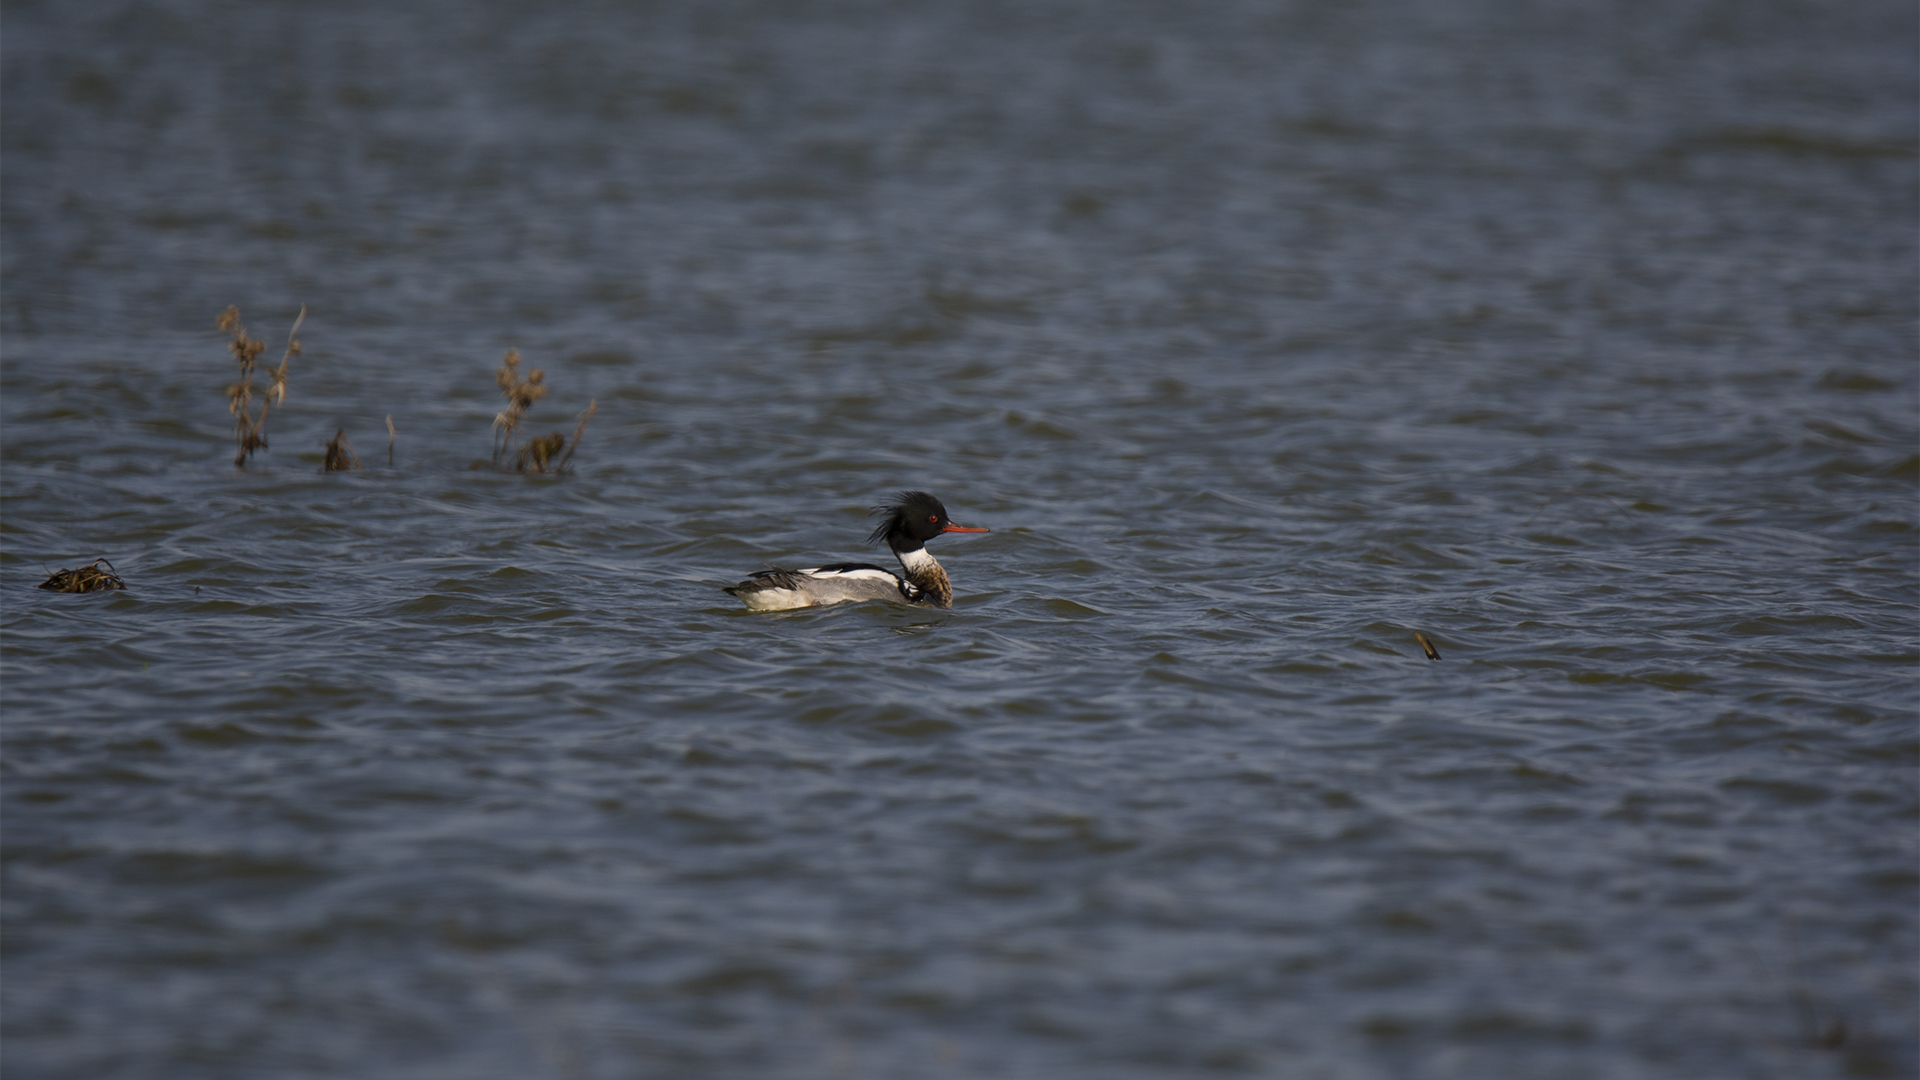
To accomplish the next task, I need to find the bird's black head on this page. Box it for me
[867,491,990,551]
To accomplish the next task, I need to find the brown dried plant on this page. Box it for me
[221,304,304,467]
[323,428,362,471]
[492,348,547,463]
[492,349,595,473]
[38,558,126,593]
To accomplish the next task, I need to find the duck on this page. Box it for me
[725,491,989,611]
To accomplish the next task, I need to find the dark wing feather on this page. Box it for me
[723,567,810,595]
[722,563,905,597]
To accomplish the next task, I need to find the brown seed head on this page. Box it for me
[496,349,524,391]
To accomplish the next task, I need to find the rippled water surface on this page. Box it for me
[4,1,1916,1077]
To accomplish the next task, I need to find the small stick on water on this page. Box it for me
[1524,490,1631,527]
[386,414,396,466]
[1414,631,1442,661]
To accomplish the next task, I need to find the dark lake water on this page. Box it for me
[4,1,1916,1077]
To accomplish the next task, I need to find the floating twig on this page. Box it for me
[38,558,126,593]
[1414,630,1442,661]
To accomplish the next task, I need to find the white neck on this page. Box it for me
[897,546,939,575]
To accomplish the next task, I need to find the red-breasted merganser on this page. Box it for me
[725,491,990,611]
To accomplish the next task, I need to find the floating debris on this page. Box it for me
[323,428,361,471]
[38,558,126,593]
[1414,631,1442,661]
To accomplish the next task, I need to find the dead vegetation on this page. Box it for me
[221,305,303,467]
[38,558,126,593]
[213,309,597,474]
[491,348,596,473]
[323,429,361,471]
[1414,631,1442,661]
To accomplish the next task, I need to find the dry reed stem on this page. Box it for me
[221,305,304,466]
[1414,630,1442,661]
[38,558,126,592]
[555,399,597,473]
